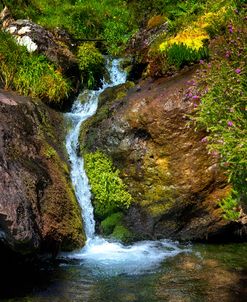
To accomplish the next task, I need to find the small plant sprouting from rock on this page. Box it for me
[219,191,240,221]
[84,151,132,218]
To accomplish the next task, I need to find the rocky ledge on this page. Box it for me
[0,90,85,257]
[80,68,247,242]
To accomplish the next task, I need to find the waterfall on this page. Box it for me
[64,59,189,276]
[65,59,126,239]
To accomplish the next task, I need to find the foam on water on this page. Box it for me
[64,58,189,276]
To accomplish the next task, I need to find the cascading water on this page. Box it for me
[65,59,189,276]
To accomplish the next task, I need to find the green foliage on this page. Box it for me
[43,145,57,159]
[77,42,105,89]
[0,30,70,103]
[100,212,124,235]
[167,43,209,68]
[84,151,132,218]
[2,0,136,56]
[193,9,247,202]
[111,225,133,242]
[219,191,241,220]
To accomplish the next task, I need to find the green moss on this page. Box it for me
[43,145,57,159]
[84,151,132,219]
[111,225,133,243]
[100,212,124,235]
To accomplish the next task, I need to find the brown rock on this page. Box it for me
[81,69,246,242]
[0,90,85,255]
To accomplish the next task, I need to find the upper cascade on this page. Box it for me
[65,59,127,239]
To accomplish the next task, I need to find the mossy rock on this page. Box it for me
[100,212,124,235]
[98,81,135,108]
[79,81,134,154]
[111,225,134,243]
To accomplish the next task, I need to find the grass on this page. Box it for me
[0,30,70,103]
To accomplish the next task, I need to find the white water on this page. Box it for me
[65,59,189,276]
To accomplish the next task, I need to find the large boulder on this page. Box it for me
[126,18,169,80]
[0,90,85,256]
[80,69,247,242]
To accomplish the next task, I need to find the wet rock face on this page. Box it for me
[0,90,85,255]
[126,20,169,80]
[81,69,246,242]
[0,6,79,82]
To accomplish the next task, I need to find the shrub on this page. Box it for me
[193,9,247,204]
[84,151,132,218]
[77,42,105,89]
[157,24,209,71]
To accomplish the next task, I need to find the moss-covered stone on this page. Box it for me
[79,81,135,155]
[111,225,134,243]
[100,212,124,235]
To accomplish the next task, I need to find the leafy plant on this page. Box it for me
[84,151,132,218]
[219,191,241,220]
[166,43,209,68]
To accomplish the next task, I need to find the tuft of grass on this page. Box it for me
[166,43,209,69]
[0,30,71,103]
[77,42,105,89]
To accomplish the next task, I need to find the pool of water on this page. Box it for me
[1,243,247,302]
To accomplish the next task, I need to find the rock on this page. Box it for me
[0,89,85,256]
[0,6,80,87]
[80,69,247,242]
[126,20,169,80]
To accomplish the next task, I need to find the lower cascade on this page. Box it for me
[65,59,189,276]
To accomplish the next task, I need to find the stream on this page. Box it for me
[2,59,247,302]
